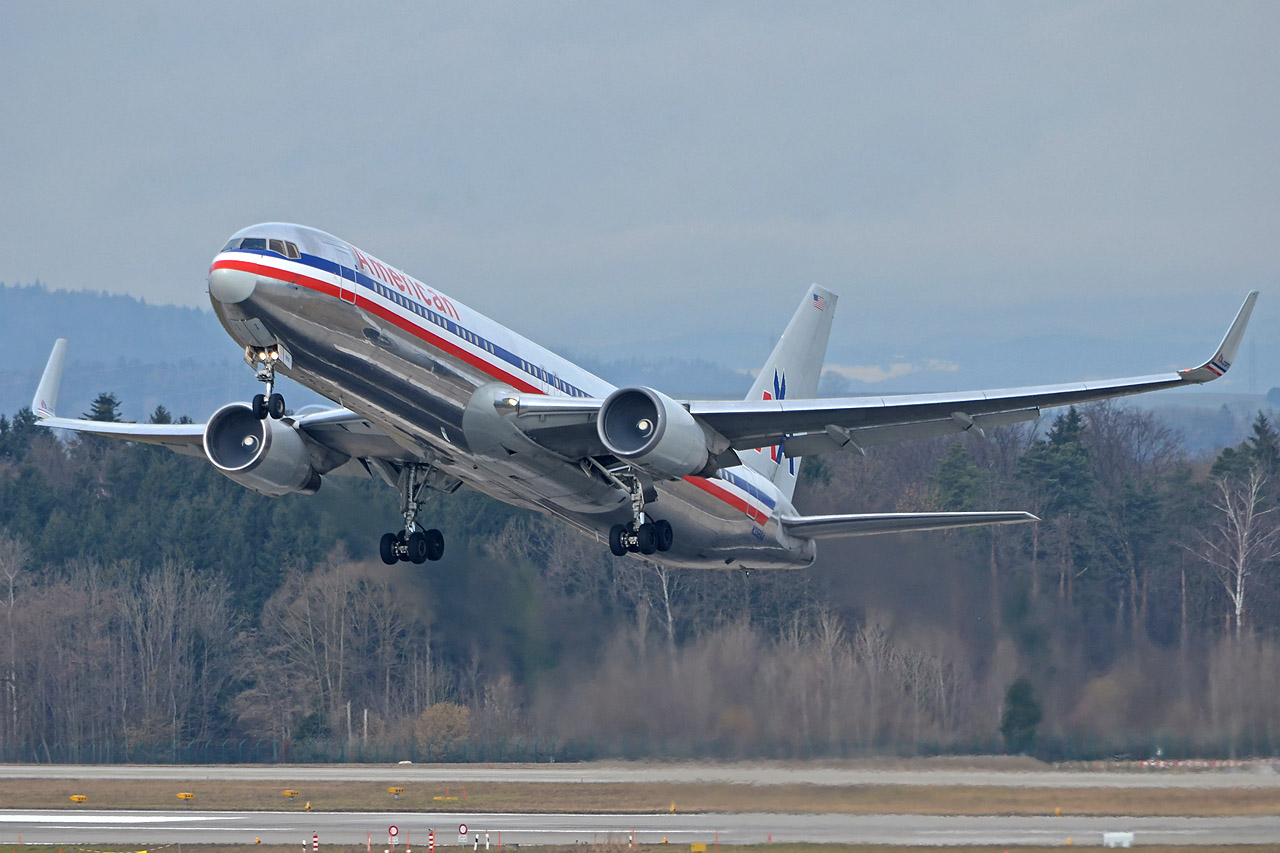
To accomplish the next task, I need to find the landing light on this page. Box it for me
[269,350,280,360]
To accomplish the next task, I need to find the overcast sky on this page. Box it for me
[2,2,1276,388]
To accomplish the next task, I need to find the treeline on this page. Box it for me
[0,398,1278,759]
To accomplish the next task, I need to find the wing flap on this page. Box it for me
[782,407,1041,456]
[37,416,207,454]
[782,510,1038,539]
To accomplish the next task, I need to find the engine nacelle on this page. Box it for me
[203,403,323,497]
[597,386,712,479]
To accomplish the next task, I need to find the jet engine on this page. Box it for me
[597,386,713,479]
[203,403,325,496]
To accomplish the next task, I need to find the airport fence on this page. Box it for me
[0,731,1276,764]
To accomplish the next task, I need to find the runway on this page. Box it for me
[2,761,1277,789]
[3,809,1279,846]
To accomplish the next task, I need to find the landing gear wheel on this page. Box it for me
[267,392,286,419]
[635,522,657,555]
[653,519,674,552]
[406,530,429,564]
[609,524,628,557]
[252,393,268,420]
[424,528,445,562]
[379,532,398,565]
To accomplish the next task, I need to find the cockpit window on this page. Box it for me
[223,236,301,257]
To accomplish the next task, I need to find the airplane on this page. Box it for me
[31,223,1257,570]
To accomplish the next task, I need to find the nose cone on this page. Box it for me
[208,265,257,303]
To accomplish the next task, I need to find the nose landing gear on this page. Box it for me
[246,345,288,420]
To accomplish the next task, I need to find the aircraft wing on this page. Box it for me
[508,291,1257,458]
[694,291,1257,454]
[780,510,1038,538]
[31,339,405,465]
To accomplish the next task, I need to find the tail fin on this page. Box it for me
[33,339,68,419]
[742,286,836,500]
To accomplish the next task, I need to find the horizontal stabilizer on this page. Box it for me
[781,510,1038,539]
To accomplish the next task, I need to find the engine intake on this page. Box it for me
[203,403,323,496]
[597,386,711,479]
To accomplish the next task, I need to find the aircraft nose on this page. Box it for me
[208,265,257,303]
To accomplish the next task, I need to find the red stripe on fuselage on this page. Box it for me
[682,475,770,525]
[216,255,773,526]
[212,256,541,393]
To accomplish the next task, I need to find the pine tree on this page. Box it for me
[1211,412,1280,481]
[83,392,122,422]
[934,441,981,511]
[1000,676,1042,754]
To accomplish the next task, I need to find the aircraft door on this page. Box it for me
[322,240,359,304]
[339,264,358,304]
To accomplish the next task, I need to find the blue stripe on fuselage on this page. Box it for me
[240,247,593,398]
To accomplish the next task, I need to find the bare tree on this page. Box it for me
[0,533,29,747]
[1196,469,1280,641]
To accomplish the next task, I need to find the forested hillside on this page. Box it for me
[0,398,1278,761]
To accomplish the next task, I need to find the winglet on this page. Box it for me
[1181,291,1258,384]
[32,339,68,419]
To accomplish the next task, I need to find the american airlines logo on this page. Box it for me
[352,246,461,321]
[762,370,796,474]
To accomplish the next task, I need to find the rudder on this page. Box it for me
[742,286,837,500]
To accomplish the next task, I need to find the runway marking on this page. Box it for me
[0,813,236,824]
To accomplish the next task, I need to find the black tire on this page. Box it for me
[654,519,674,552]
[635,522,657,555]
[425,528,445,562]
[379,532,398,565]
[608,524,628,556]
[267,392,286,419]
[407,530,429,564]
[251,394,268,420]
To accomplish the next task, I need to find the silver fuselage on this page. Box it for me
[209,223,815,570]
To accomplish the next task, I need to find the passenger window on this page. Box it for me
[285,242,300,259]
[241,237,267,250]
[269,239,286,255]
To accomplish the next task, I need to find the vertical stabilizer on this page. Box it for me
[742,286,836,500]
[33,339,68,419]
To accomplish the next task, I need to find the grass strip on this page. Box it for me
[3,778,1275,816]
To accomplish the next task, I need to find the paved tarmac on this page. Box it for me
[1,761,1277,788]
[2,809,1278,846]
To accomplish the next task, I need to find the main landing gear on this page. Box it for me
[380,463,446,565]
[608,471,674,557]
[247,345,286,420]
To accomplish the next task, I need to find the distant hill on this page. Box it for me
[0,282,245,421]
[0,283,756,420]
[0,282,1271,452]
